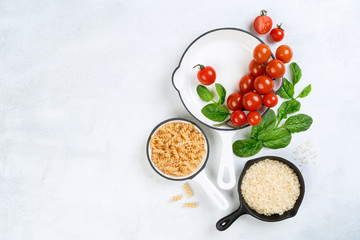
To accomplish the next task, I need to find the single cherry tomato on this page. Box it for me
[227,92,244,111]
[275,45,293,63]
[254,75,274,94]
[270,24,284,42]
[247,111,262,126]
[242,92,262,111]
[193,64,216,85]
[253,44,271,64]
[230,110,246,126]
[239,75,255,93]
[254,10,273,34]
[263,93,278,108]
[266,59,285,78]
[249,59,266,77]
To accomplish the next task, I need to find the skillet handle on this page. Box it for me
[193,171,229,210]
[216,131,236,190]
[216,205,247,231]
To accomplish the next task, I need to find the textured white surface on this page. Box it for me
[0,0,359,239]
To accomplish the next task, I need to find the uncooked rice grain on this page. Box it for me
[241,159,300,216]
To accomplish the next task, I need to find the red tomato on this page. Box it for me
[247,111,262,126]
[242,92,262,111]
[275,45,293,63]
[193,64,216,85]
[254,10,273,34]
[230,110,246,126]
[227,92,243,111]
[263,93,278,107]
[270,24,284,42]
[249,59,266,77]
[239,75,255,93]
[253,44,271,64]
[266,59,286,78]
[254,75,274,94]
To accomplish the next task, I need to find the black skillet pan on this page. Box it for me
[216,156,305,231]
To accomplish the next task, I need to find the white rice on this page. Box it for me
[241,159,301,216]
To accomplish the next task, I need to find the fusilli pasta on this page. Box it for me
[150,122,206,177]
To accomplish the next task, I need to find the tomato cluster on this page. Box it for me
[227,43,292,127]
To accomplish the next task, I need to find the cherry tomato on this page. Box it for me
[193,64,216,85]
[247,111,262,126]
[254,10,273,34]
[263,93,278,107]
[254,75,274,94]
[270,24,284,42]
[249,59,266,77]
[253,44,271,64]
[266,59,285,78]
[239,75,255,93]
[242,92,262,111]
[227,92,243,111]
[230,110,246,126]
[275,45,293,63]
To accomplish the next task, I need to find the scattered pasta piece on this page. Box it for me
[183,183,193,197]
[170,194,183,202]
[183,202,198,208]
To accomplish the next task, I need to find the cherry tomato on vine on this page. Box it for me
[247,111,262,126]
[263,93,278,108]
[266,59,285,78]
[249,59,266,77]
[254,10,273,34]
[254,75,274,94]
[239,75,255,93]
[227,92,244,111]
[193,64,216,85]
[275,45,293,63]
[242,92,262,111]
[230,110,246,126]
[270,24,284,42]
[253,44,271,64]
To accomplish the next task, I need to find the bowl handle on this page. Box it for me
[216,204,247,231]
[216,131,236,190]
[193,171,229,210]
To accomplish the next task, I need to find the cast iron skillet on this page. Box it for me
[216,156,305,231]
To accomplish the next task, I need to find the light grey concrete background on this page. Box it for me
[0,0,359,239]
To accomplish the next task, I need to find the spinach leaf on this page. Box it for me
[251,109,276,140]
[297,84,312,98]
[277,99,301,121]
[196,85,214,102]
[277,88,292,99]
[290,62,302,85]
[215,83,226,105]
[283,114,313,133]
[282,78,294,98]
[232,139,263,157]
[262,128,292,149]
[201,103,229,122]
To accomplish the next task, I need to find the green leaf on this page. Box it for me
[290,62,302,85]
[251,109,276,140]
[215,83,226,105]
[283,114,313,133]
[196,85,214,102]
[297,84,312,98]
[277,99,301,121]
[263,128,292,149]
[282,78,294,98]
[201,103,229,122]
[277,88,292,99]
[232,139,263,157]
